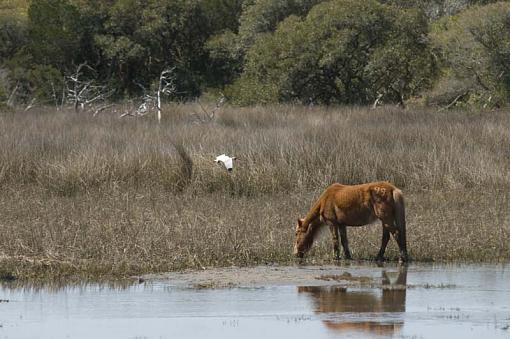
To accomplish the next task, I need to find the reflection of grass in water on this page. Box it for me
[0,275,136,292]
[0,105,509,281]
[192,281,237,289]
[315,272,457,290]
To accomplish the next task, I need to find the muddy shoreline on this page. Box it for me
[142,262,430,289]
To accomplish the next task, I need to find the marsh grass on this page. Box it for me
[0,104,509,281]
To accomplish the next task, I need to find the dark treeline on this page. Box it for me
[0,0,509,108]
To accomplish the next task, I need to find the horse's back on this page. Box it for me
[320,183,371,225]
[320,182,398,226]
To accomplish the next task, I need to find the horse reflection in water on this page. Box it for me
[298,267,407,336]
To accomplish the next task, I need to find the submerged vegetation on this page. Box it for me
[0,105,509,280]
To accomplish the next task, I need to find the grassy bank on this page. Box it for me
[0,105,509,281]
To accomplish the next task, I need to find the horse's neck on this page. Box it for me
[303,199,321,227]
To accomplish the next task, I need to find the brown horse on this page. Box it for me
[293,182,408,262]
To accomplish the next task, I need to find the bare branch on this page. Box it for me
[191,93,226,124]
[121,67,177,121]
[372,93,383,109]
[156,67,176,123]
[438,90,469,112]
[93,104,114,117]
[24,98,37,111]
[65,63,113,114]
[6,81,19,107]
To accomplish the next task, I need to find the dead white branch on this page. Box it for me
[438,90,469,112]
[156,67,176,123]
[119,100,151,118]
[65,63,113,113]
[6,81,19,107]
[93,104,114,117]
[372,93,383,109]
[192,93,226,123]
[24,98,37,111]
[128,67,176,122]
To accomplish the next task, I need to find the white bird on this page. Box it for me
[215,154,237,172]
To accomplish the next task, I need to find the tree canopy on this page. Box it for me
[0,0,509,108]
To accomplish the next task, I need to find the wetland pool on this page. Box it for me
[0,263,509,338]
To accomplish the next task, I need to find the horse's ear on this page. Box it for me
[297,218,303,227]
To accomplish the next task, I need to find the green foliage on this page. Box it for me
[3,54,63,105]
[0,14,27,62]
[30,65,64,103]
[207,0,322,87]
[0,85,7,106]
[237,0,322,48]
[0,1,28,107]
[92,0,217,97]
[27,0,83,68]
[364,8,436,104]
[230,0,435,105]
[1,0,510,107]
[382,0,507,19]
[199,0,244,33]
[429,2,510,107]
[0,0,29,17]
[206,30,244,86]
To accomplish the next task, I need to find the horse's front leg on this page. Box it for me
[376,226,391,262]
[328,224,340,260]
[339,225,352,260]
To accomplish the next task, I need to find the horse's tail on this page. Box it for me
[393,188,408,259]
[393,188,405,231]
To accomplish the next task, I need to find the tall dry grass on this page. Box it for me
[0,104,509,280]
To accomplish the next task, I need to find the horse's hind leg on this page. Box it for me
[339,225,352,260]
[376,226,391,262]
[394,227,408,263]
[328,224,340,260]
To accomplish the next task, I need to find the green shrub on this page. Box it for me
[230,0,435,105]
[429,3,510,108]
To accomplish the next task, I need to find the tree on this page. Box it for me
[93,0,214,98]
[206,0,322,87]
[364,8,435,106]
[0,14,27,62]
[229,0,435,105]
[429,2,510,107]
[27,0,83,69]
[381,0,506,19]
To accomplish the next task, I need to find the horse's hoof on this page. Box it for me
[399,258,409,265]
[398,257,408,265]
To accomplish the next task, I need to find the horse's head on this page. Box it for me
[293,218,311,258]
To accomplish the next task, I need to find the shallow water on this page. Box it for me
[1,264,509,338]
